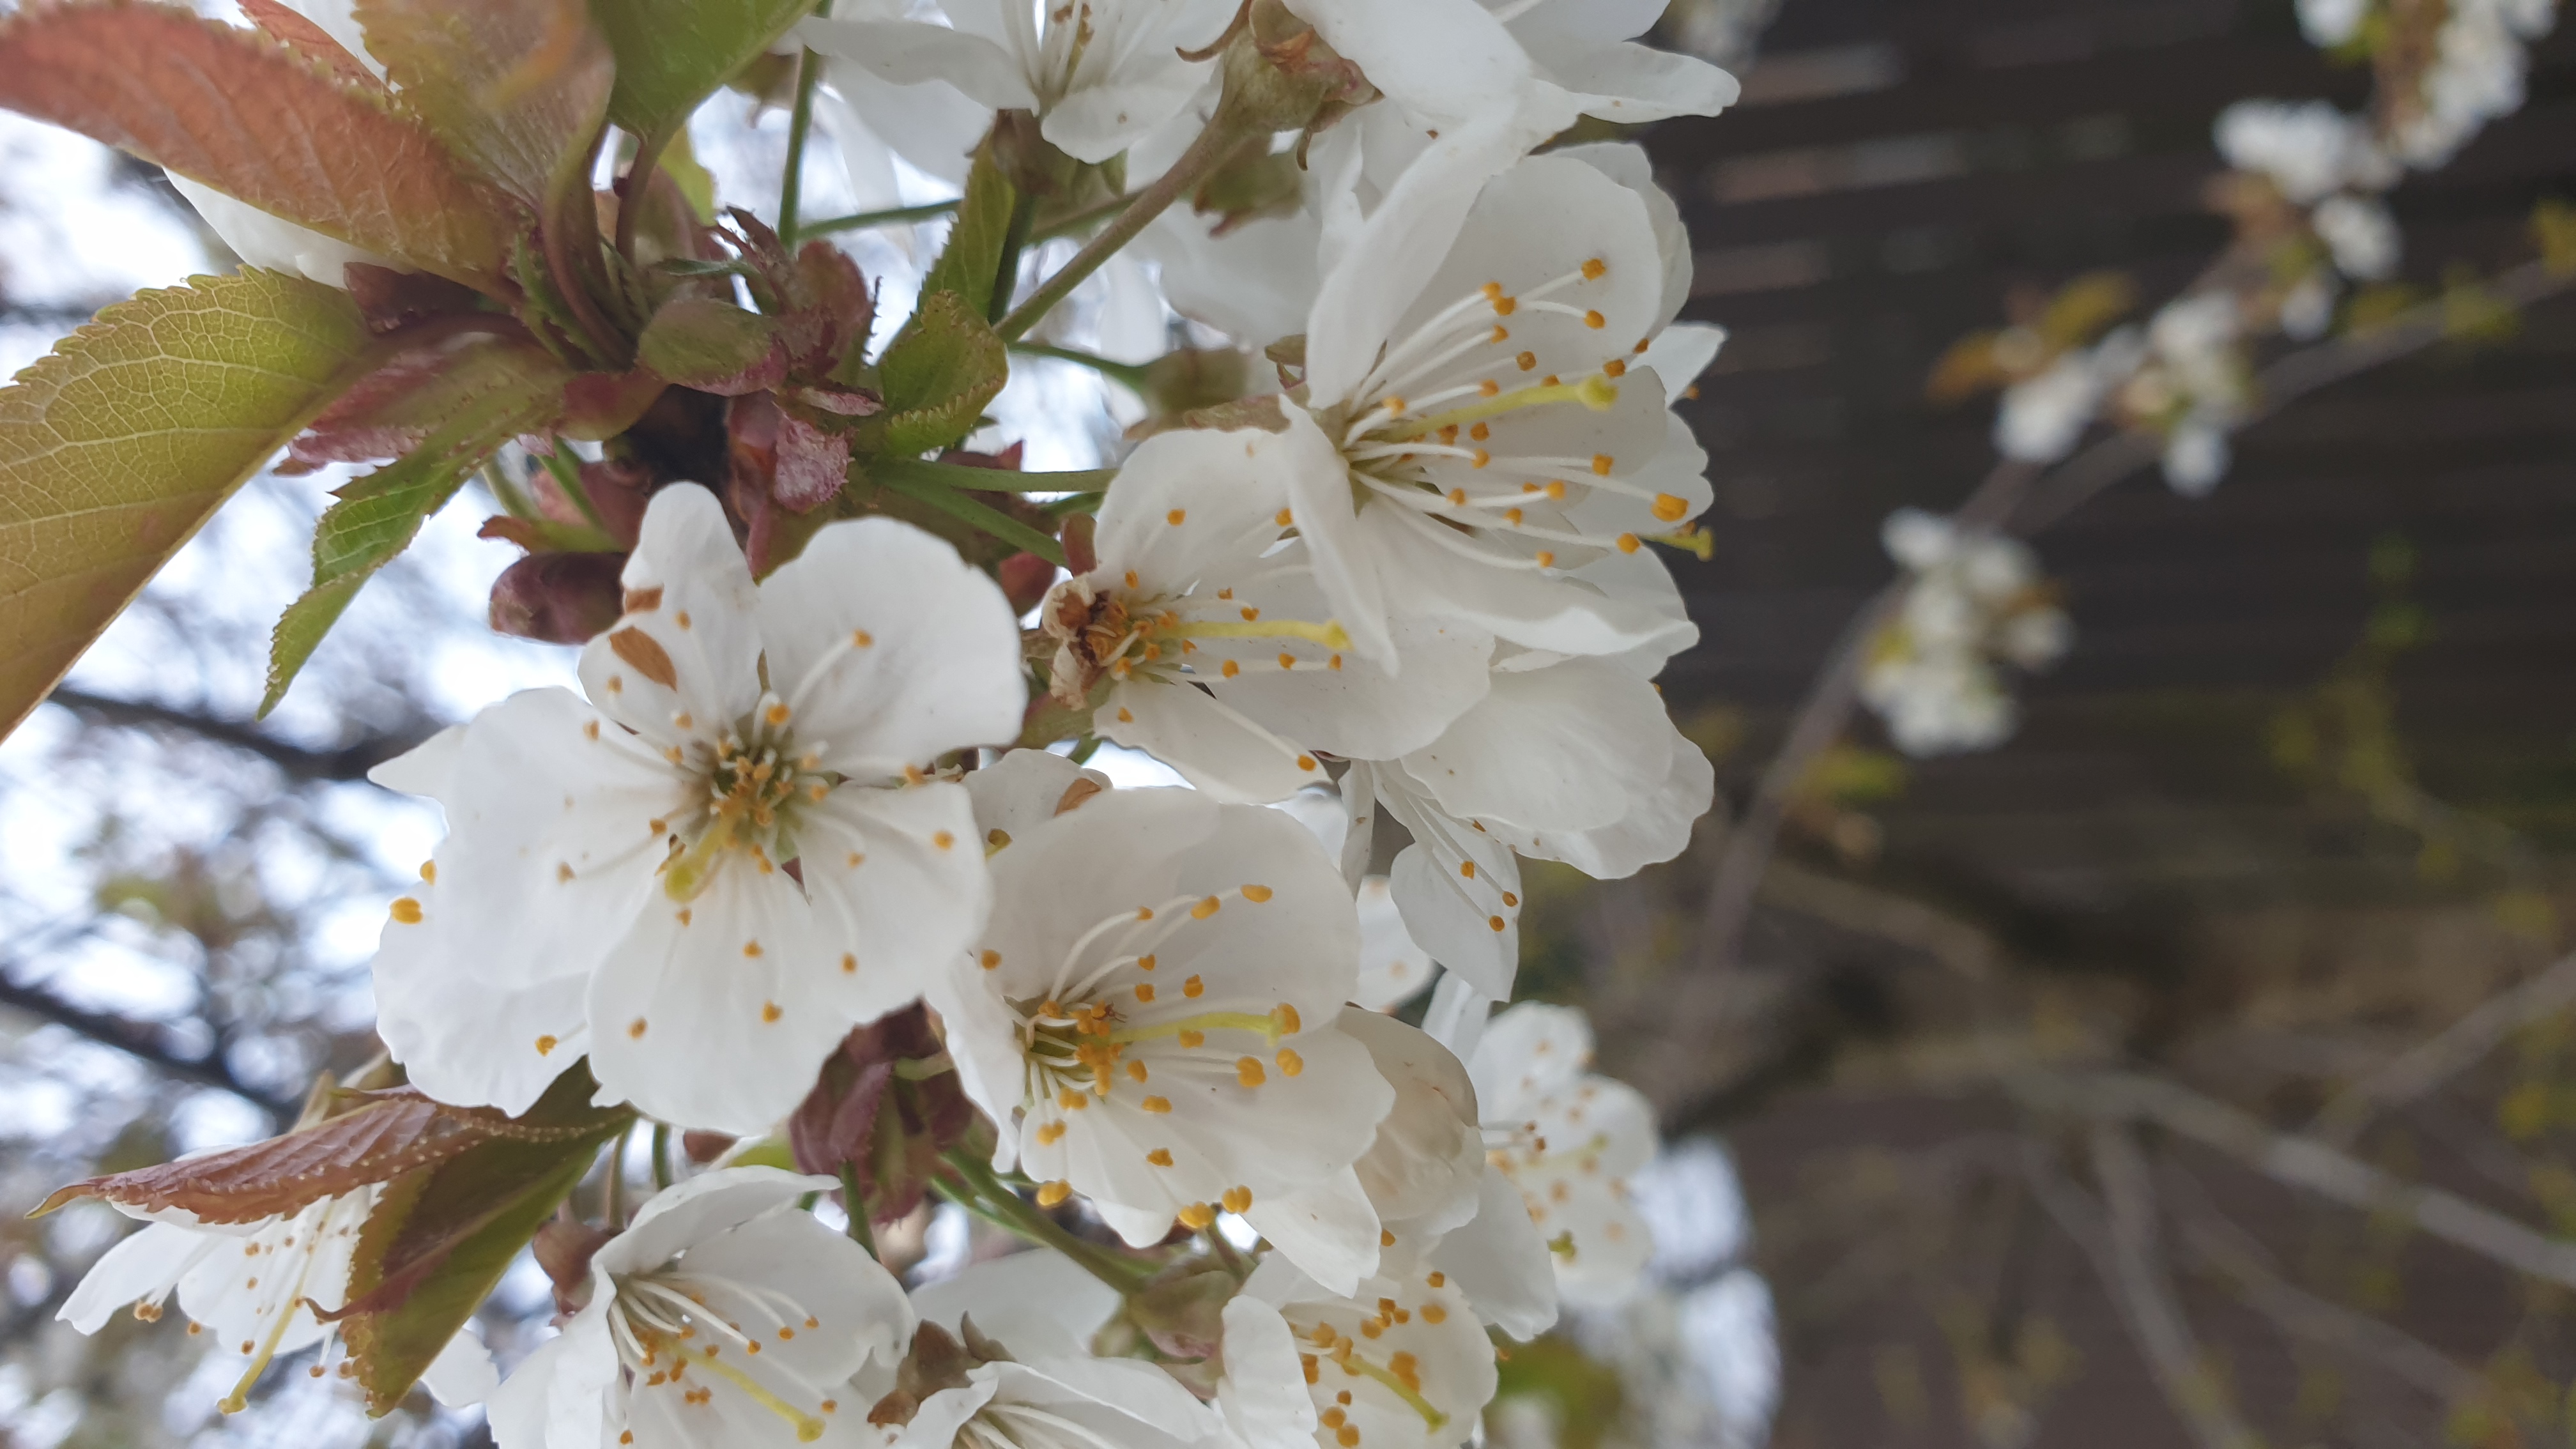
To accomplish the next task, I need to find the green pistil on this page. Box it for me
[1379,374,1619,443]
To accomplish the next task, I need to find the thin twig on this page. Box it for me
[2311,947,2576,1146]
[43,687,434,783]
[2028,1070,2576,1289]
[995,124,1256,344]
[2090,1126,2266,1449]
[0,974,296,1119]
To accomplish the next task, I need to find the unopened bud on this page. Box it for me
[997,552,1060,615]
[532,1217,615,1318]
[489,552,626,643]
[1214,0,1376,136]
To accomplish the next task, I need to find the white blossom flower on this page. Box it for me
[2390,0,2556,166]
[1224,1254,1497,1449]
[2213,99,2391,204]
[1860,509,2069,757]
[1281,146,1709,670]
[59,1184,496,1413]
[489,1167,912,1449]
[371,484,1025,1133]
[1464,1004,1656,1308]
[2312,192,2402,280]
[931,786,1397,1288]
[1041,426,1493,804]
[889,1250,1223,1449]
[2297,0,2368,46]
[799,0,1238,166]
[1993,326,2140,464]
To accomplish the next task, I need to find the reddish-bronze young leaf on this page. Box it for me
[353,0,613,211]
[0,2,522,295]
[239,0,378,86]
[332,1067,631,1414]
[30,1088,611,1224]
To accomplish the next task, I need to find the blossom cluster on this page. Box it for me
[1858,509,2071,758]
[1866,0,2558,756]
[40,3,1739,1448]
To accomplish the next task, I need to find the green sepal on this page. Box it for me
[875,290,1009,458]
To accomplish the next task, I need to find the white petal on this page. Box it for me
[1286,0,1534,129]
[374,883,590,1116]
[487,1312,617,1449]
[1531,38,1742,126]
[1400,656,1678,836]
[799,16,1041,113]
[1092,427,1296,590]
[1467,1002,1593,1116]
[1639,321,1728,401]
[1353,876,1436,1012]
[366,723,467,805]
[1425,1167,1560,1340]
[1216,1294,1319,1449]
[759,516,1027,779]
[1504,726,1712,879]
[1099,679,1322,803]
[965,749,1112,850]
[910,1249,1119,1359]
[1340,1006,1483,1232]
[1243,1166,1382,1296]
[583,868,854,1134]
[602,1167,843,1276]
[797,781,992,1022]
[578,485,763,747]
[1200,570,1494,762]
[1274,400,1396,669]
[1042,70,1206,164]
[59,1223,213,1333]
[821,57,992,185]
[677,1206,913,1383]
[168,174,384,286]
[422,1324,500,1406]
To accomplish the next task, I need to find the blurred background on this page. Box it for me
[2,0,2572,1444]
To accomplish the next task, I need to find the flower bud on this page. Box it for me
[997,551,1060,615]
[787,1004,974,1229]
[488,551,625,643]
[1213,0,1376,137]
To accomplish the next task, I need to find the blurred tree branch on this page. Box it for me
[0,972,296,1120]
[47,686,434,783]
[2310,947,2576,1147]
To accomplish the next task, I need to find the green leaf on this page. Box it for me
[877,290,1009,458]
[354,0,616,212]
[334,1067,632,1415]
[0,5,523,294]
[0,270,371,740]
[919,147,1021,319]
[264,343,569,714]
[635,296,783,392]
[591,0,812,153]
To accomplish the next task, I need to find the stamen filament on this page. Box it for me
[1380,376,1618,442]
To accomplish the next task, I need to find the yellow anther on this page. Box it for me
[1038,1121,1066,1146]
[1037,1180,1071,1207]
[1237,1057,1267,1087]
[1446,487,1468,506]
[1179,1202,1216,1229]
[1593,454,1616,476]
[1471,449,1491,469]
[1117,707,1134,723]
[1147,1147,1174,1167]
[933,831,956,850]
[1278,652,1296,670]
[1297,755,1318,770]
[1142,1095,1172,1113]
[1277,1048,1305,1077]
[1516,350,1537,371]
[851,629,873,647]
[1244,884,1275,903]
[1422,1304,1448,1323]
[1544,479,1567,500]
[1651,492,1689,521]
[389,897,423,924]
[1273,1002,1301,1033]
[535,1034,558,1055]
[1275,508,1294,526]
[1222,659,1241,678]
[761,1002,782,1022]
[1127,1059,1148,1082]
[1478,378,1500,397]
[1138,953,1157,971]
[1191,896,1222,919]
[418,859,437,882]
[1222,1186,1254,1213]
[1584,309,1606,328]
[1057,1090,1087,1110]
[1501,891,1519,907]
[1183,975,1205,997]
[1330,655,1343,671]
[1136,982,1156,1003]
[1179,1029,1205,1048]
[1618,533,1641,553]
[1489,915,1506,932]
[1535,551,1556,567]
[765,702,791,726]
[1604,357,1627,378]
[1167,509,1187,525]
[1504,507,1523,525]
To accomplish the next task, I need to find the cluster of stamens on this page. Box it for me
[1008,885,1314,1230]
[1291,1275,1457,1443]
[1333,259,1699,569]
[659,696,829,901]
[1045,571,1352,711]
[608,1271,838,1443]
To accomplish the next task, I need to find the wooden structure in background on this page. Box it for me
[1600,0,2576,1441]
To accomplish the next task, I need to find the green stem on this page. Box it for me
[604,1125,629,1227]
[617,123,677,265]
[877,468,1068,564]
[801,199,964,236]
[778,37,827,246]
[1011,341,1153,392]
[938,1150,1150,1292]
[1030,190,1141,244]
[877,456,1116,494]
[988,187,1039,325]
[651,1123,673,1191]
[839,1163,878,1255]
[995,122,1256,344]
